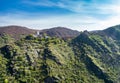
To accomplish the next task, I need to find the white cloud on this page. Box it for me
[23,0,120,14]
[0,13,106,31]
[0,0,120,31]
[99,15,120,28]
[0,13,120,31]
[0,13,99,31]
[23,0,66,8]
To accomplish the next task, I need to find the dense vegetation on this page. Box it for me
[1,25,120,83]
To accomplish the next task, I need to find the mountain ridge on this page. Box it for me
[39,26,80,39]
[0,25,80,39]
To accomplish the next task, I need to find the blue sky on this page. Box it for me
[0,0,120,31]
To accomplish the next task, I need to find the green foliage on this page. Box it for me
[25,34,35,40]
[4,79,8,83]
[0,34,14,47]
[0,55,8,82]
[0,33,120,83]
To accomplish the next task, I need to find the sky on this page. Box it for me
[0,0,120,31]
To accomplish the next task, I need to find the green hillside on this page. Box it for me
[1,25,120,83]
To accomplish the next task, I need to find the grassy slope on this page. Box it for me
[72,32,120,83]
[1,30,120,82]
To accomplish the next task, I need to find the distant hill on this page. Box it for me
[0,25,35,39]
[92,25,120,40]
[0,26,80,39]
[102,25,120,40]
[39,27,80,39]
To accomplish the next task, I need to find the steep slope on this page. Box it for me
[0,25,35,39]
[71,31,120,83]
[39,27,80,39]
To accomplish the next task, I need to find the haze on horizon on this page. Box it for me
[0,0,120,31]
